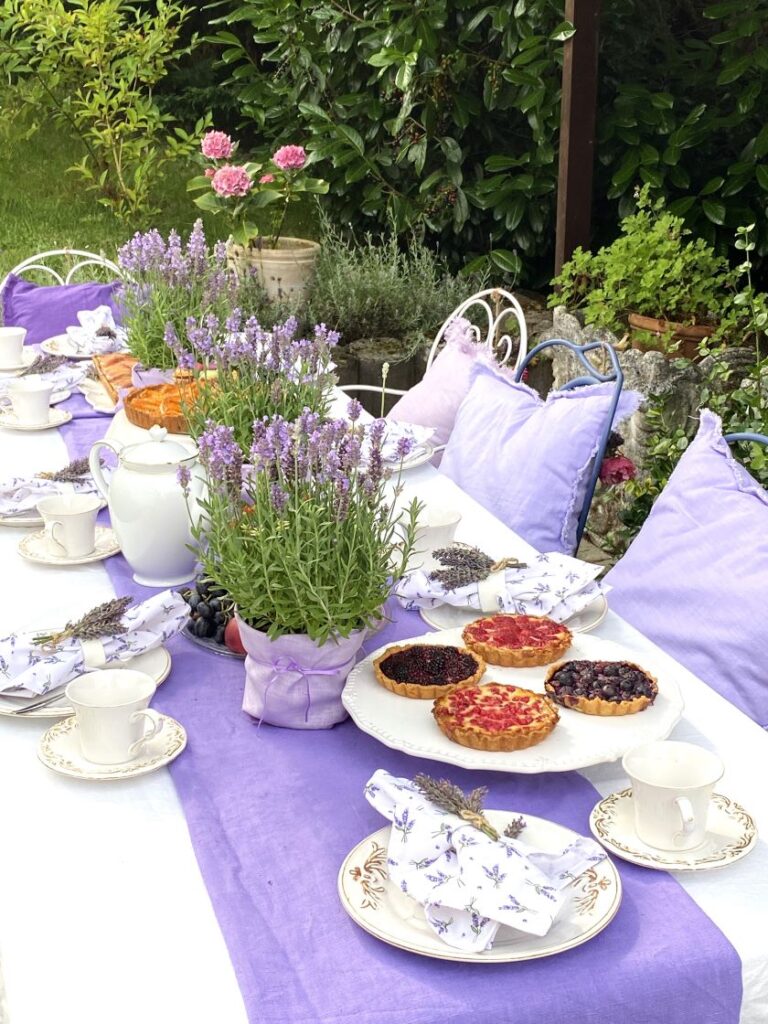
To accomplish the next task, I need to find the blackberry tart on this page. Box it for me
[433,682,559,751]
[462,613,572,668]
[544,660,658,716]
[373,643,485,699]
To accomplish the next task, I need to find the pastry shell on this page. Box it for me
[462,615,573,668]
[373,643,485,700]
[544,660,658,716]
[432,683,559,751]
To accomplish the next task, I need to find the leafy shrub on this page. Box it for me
[306,217,482,349]
[0,0,209,220]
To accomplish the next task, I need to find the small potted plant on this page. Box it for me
[188,401,420,728]
[187,130,328,300]
[551,186,733,359]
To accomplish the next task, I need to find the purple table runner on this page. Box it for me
[60,406,742,1024]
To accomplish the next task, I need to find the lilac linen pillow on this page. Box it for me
[387,318,517,450]
[605,410,768,726]
[440,362,641,554]
[1,273,121,345]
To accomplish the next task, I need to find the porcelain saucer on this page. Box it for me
[0,407,72,431]
[0,349,36,375]
[38,713,186,781]
[18,526,120,566]
[419,594,609,634]
[589,788,758,871]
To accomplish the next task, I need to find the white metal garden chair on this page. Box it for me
[1,249,123,293]
[338,287,529,401]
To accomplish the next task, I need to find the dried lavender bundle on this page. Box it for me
[34,596,134,648]
[37,456,92,482]
[20,353,68,376]
[428,543,527,591]
[414,773,499,840]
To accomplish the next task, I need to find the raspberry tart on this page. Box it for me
[544,660,658,716]
[462,614,572,668]
[373,643,485,699]
[432,682,559,751]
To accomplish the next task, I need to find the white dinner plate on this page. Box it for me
[338,810,622,962]
[78,377,117,414]
[40,335,129,361]
[342,629,684,773]
[386,443,436,472]
[0,646,172,719]
[419,594,609,634]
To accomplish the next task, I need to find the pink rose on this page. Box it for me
[259,173,275,184]
[201,130,234,160]
[599,455,637,486]
[272,144,306,171]
[204,167,215,179]
[211,165,253,198]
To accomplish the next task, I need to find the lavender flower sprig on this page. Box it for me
[37,456,93,482]
[33,596,133,648]
[21,354,69,376]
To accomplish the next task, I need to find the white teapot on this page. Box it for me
[89,426,204,587]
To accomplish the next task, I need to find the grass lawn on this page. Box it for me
[0,113,317,279]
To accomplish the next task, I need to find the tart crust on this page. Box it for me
[544,660,658,716]
[124,381,199,434]
[433,682,559,751]
[462,614,572,668]
[92,353,138,404]
[373,643,485,700]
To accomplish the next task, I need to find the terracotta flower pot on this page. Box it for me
[628,313,716,361]
[227,237,320,301]
[236,614,367,729]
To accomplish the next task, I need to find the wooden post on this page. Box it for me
[554,0,602,274]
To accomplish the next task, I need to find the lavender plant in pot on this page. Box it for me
[188,402,420,728]
[188,130,328,301]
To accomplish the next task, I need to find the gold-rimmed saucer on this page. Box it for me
[18,526,120,566]
[0,407,72,431]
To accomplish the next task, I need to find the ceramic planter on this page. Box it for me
[227,237,320,301]
[236,614,367,729]
[628,313,716,361]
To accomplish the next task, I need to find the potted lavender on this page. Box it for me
[187,130,328,300]
[189,401,420,728]
[117,219,259,382]
[164,312,338,453]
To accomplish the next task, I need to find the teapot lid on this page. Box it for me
[121,425,197,468]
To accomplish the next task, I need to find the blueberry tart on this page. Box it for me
[373,643,485,699]
[544,659,658,716]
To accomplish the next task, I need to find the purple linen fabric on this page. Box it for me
[440,363,642,554]
[57,410,743,1024]
[1,273,121,344]
[606,409,768,726]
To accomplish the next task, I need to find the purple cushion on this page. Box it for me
[1,273,121,345]
[387,318,517,451]
[440,362,641,554]
[605,410,768,726]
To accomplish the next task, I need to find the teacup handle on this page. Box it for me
[48,520,68,557]
[128,709,164,756]
[674,796,696,836]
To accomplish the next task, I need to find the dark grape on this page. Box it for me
[215,627,225,644]
[214,611,225,625]
[209,598,222,613]
[196,602,211,620]
[193,617,209,638]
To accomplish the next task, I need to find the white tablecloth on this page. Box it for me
[0,413,766,1023]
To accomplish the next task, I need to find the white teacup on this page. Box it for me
[65,669,164,765]
[0,326,26,367]
[6,375,53,425]
[37,493,101,558]
[622,740,724,851]
[406,506,462,569]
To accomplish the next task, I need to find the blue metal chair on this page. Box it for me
[514,338,625,550]
[724,432,768,447]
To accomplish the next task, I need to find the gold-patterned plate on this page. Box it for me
[18,526,121,566]
[37,713,186,781]
[589,789,758,871]
[338,810,621,962]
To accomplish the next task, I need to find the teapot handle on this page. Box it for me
[89,439,121,499]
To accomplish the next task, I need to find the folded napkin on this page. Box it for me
[365,770,606,953]
[395,550,608,621]
[0,362,87,406]
[0,473,101,517]
[0,590,187,697]
[380,422,435,463]
[65,306,128,355]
